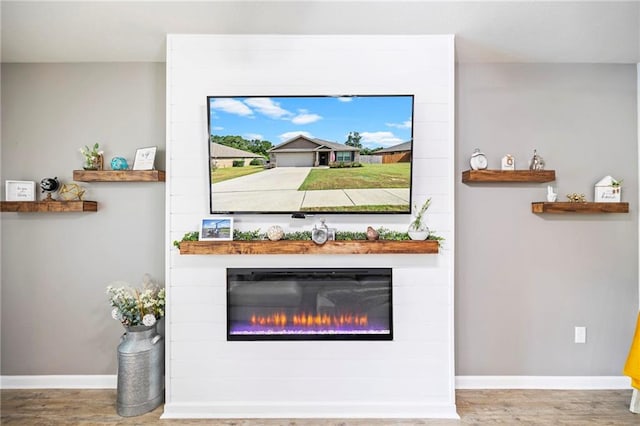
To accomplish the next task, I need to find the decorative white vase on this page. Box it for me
[408,222,429,241]
[408,230,429,240]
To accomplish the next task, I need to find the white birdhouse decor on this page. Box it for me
[501,154,515,171]
[594,175,622,203]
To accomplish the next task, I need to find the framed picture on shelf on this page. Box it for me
[199,217,233,241]
[132,146,157,170]
[5,180,36,201]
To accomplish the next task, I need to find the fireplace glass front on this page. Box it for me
[227,268,392,341]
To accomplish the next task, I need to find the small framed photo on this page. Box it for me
[200,217,234,241]
[5,180,36,201]
[132,146,157,170]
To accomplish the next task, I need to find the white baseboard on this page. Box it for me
[456,375,631,390]
[1,375,630,391]
[0,375,116,389]
[161,402,459,419]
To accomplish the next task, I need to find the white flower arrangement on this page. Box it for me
[107,274,165,328]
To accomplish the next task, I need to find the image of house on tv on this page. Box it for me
[268,135,360,167]
[268,135,412,167]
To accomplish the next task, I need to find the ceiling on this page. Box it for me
[2,1,639,64]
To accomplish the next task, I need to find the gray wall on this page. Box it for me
[456,63,638,375]
[1,63,165,374]
[1,61,637,377]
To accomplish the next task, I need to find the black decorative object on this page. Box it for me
[40,177,60,201]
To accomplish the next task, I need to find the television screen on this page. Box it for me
[207,95,414,215]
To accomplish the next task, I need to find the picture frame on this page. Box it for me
[132,146,157,170]
[5,180,36,201]
[199,217,234,241]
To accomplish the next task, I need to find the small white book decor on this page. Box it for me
[594,175,621,203]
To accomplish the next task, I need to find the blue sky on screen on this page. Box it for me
[208,95,413,149]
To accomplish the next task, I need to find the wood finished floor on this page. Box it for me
[1,389,637,425]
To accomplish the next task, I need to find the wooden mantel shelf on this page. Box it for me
[532,202,629,214]
[73,170,166,182]
[0,200,98,212]
[462,169,556,183]
[179,239,439,255]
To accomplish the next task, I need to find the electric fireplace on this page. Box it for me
[227,268,393,341]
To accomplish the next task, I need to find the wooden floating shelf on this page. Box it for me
[179,239,439,255]
[73,170,166,182]
[532,202,629,214]
[462,169,556,183]
[0,200,98,212]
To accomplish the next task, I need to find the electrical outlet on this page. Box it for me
[575,326,586,344]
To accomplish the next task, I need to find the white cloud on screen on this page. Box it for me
[279,131,313,142]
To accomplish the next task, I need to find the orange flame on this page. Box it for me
[250,313,287,327]
[250,312,368,328]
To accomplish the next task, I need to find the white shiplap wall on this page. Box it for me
[165,35,456,419]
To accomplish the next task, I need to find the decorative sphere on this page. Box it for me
[266,225,284,241]
[40,177,60,193]
[110,157,129,170]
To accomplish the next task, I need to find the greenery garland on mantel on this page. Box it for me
[173,227,443,248]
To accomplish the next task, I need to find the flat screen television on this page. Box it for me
[207,95,414,215]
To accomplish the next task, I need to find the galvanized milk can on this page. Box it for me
[117,325,164,416]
